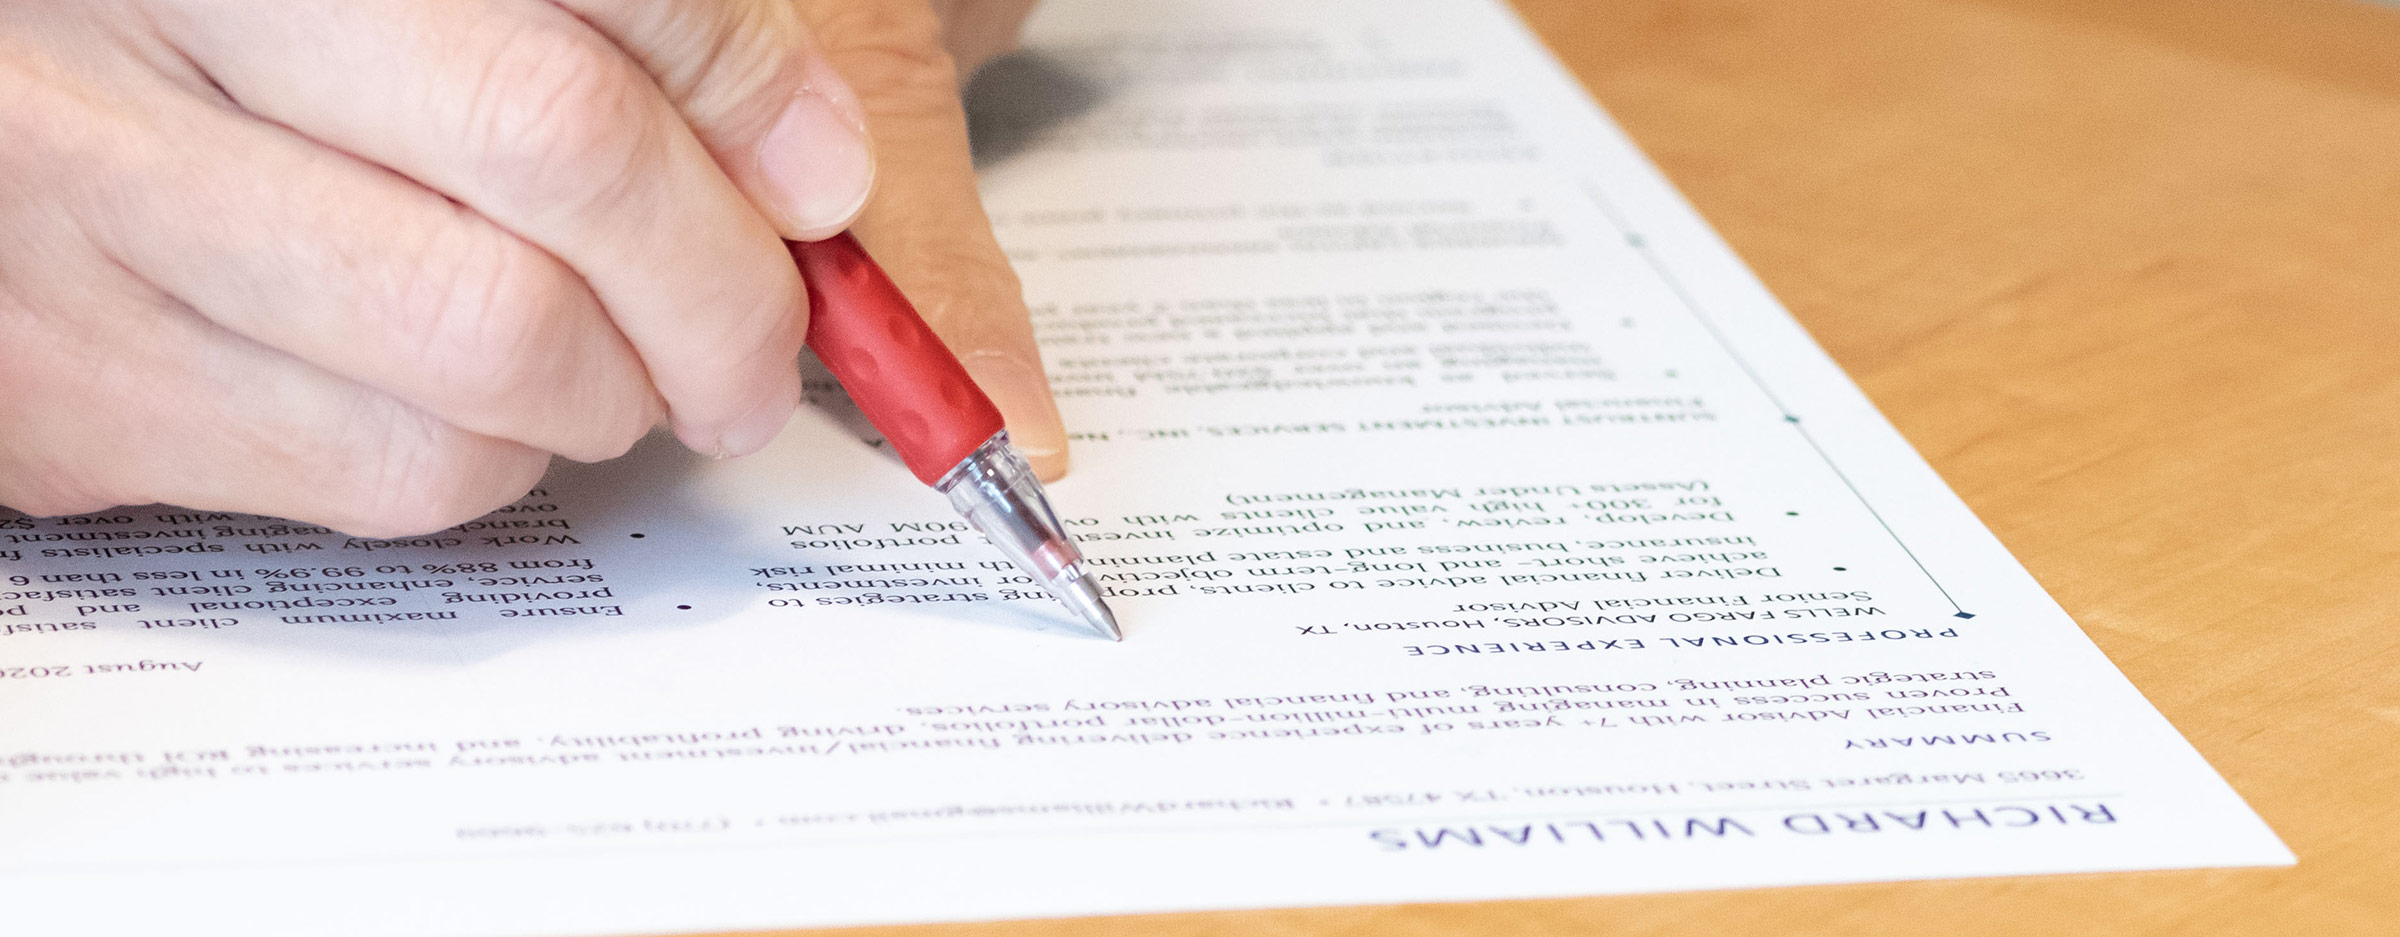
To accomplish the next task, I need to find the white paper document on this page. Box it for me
[0,0,2290,933]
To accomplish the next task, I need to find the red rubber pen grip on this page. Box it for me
[792,232,1007,486]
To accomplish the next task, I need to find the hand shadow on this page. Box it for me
[966,51,1108,171]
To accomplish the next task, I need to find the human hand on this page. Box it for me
[0,0,1062,537]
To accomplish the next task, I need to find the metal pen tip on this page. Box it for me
[933,432,1124,642]
[1057,571,1122,642]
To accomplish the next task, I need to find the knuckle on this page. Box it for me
[565,384,659,464]
[692,285,807,399]
[394,230,576,424]
[816,4,963,102]
[341,416,546,539]
[467,26,655,209]
[724,273,809,352]
[391,227,658,461]
[907,246,1025,337]
[577,418,650,464]
[660,4,807,134]
[656,255,804,380]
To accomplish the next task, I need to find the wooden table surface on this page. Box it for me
[756,1,2400,933]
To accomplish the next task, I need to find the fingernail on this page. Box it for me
[962,352,1070,481]
[757,87,875,239]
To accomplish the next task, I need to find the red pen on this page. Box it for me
[789,232,1120,641]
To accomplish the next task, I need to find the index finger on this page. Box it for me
[799,0,1071,480]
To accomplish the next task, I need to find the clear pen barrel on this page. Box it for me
[935,432,1118,638]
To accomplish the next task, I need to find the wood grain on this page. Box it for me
[715,1,2400,933]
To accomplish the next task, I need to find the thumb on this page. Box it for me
[564,0,879,241]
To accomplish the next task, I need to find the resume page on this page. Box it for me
[0,0,2290,933]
